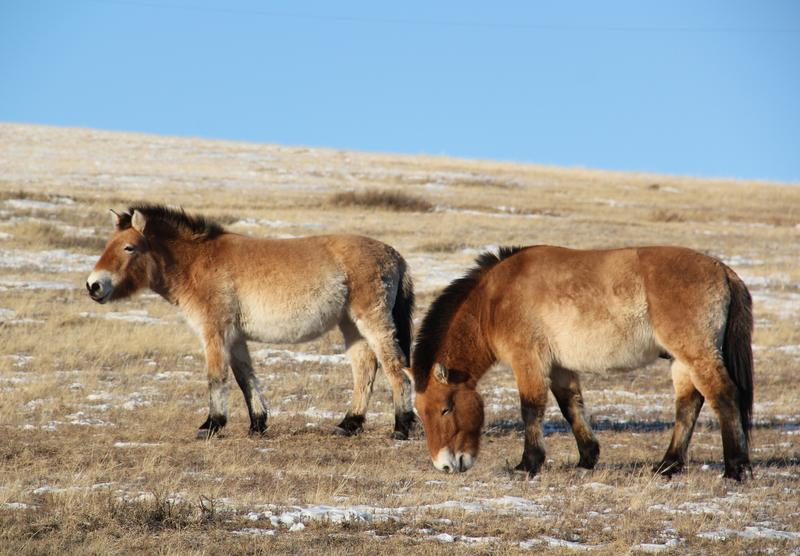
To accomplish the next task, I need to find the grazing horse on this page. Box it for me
[86,204,416,440]
[408,245,753,481]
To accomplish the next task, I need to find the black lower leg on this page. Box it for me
[198,414,227,438]
[391,411,416,440]
[335,413,365,436]
[516,400,546,476]
[249,412,268,435]
[655,392,704,476]
[556,396,598,469]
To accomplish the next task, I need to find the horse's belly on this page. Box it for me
[238,277,347,344]
[547,310,660,373]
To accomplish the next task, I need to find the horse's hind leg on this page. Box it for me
[230,339,269,435]
[550,367,599,469]
[351,314,414,440]
[654,360,704,476]
[685,356,751,480]
[334,319,379,436]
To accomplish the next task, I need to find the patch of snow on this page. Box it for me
[231,528,276,537]
[113,442,162,449]
[79,309,166,325]
[405,254,464,291]
[0,248,96,273]
[0,278,73,291]
[541,536,607,551]
[251,347,348,366]
[631,539,681,553]
[0,308,15,319]
[697,526,800,541]
[0,502,37,510]
[4,199,62,210]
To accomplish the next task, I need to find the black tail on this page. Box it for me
[392,257,415,365]
[723,267,754,441]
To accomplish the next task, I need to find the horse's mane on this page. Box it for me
[118,204,225,241]
[411,246,527,389]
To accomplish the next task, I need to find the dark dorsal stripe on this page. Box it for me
[119,204,225,241]
[411,246,527,388]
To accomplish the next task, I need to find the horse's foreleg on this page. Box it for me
[231,339,269,436]
[197,332,230,439]
[654,360,704,476]
[335,320,378,436]
[512,357,550,477]
[550,367,599,469]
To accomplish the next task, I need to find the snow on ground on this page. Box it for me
[0,277,73,290]
[0,248,96,273]
[113,442,162,449]
[406,254,465,292]
[3,198,74,211]
[697,526,800,541]
[79,309,167,325]
[251,347,348,366]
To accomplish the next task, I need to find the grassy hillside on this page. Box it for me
[1,123,798,554]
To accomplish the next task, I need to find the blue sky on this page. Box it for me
[2,1,799,181]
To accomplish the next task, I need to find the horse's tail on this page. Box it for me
[722,266,754,442]
[392,256,415,365]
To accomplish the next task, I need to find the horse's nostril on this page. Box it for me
[459,455,464,472]
[89,282,101,294]
[442,464,451,472]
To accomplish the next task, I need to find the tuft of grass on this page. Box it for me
[328,189,432,212]
[649,209,684,223]
[415,240,469,253]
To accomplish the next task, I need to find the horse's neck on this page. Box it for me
[149,239,205,306]
[441,299,494,383]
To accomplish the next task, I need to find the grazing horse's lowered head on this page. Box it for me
[409,362,483,473]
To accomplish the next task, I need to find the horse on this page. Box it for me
[86,204,416,440]
[407,245,754,481]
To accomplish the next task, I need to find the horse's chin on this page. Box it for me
[89,290,112,304]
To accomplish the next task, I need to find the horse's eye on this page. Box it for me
[441,402,453,416]
[123,245,135,253]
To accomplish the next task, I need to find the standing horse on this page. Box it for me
[409,245,753,481]
[86,204,416,440]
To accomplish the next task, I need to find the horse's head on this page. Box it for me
[86,210,153,303]
[411,362,484,473]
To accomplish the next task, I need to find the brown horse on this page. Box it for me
[87,205,416,440]
[408,245,753,481]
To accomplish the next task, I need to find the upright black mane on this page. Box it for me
[118,204,225,240]
[411,246,527,388]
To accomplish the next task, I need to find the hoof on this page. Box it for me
[390,430,408,441]
[653,459,684,477]
[248,413,268,436]
[197,414,226,440]
[392,411,416,441]
[334,414,365,437]
[512,458,543,479]
[577,442,600,469]
[723,462,753,482]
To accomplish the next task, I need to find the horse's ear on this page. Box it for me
[110,209,123,228]
[131,210,147,234]
[433,362,449,384]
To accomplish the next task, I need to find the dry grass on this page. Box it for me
[328,189,433,212]
[0,123,798,554]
